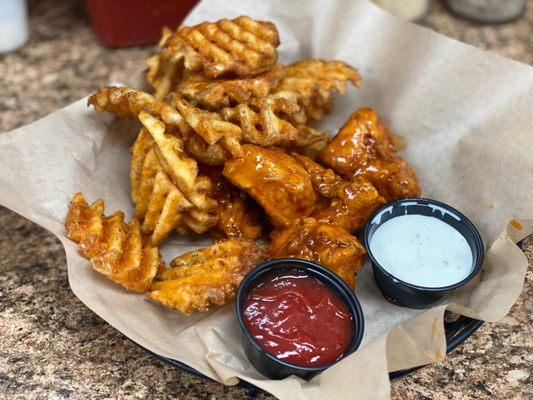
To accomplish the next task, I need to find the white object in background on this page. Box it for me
[0,0,29,53]
[444,0,527,23]
[372,0,430,21]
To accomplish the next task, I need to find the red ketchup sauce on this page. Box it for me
[242,270,353,367]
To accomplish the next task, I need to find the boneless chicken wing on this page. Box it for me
[223,144,316,228]
[292,153,386,233]
[269,218,366,289]
[318,108,420,201]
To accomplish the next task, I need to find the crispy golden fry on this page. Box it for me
[148,239,267,314]
[223,144,316,228]
[171,95,242,157]
[175,64,284,109]
[88,86,190,133]
[139,111,207,208]
[318,108,420,201]
[146,27,176,99]
[137,113,218,234]
[184,133,231,166]
[276,59,361,123]
[163,16,280,78]
[65,193,163,292]
[220,91,301,147]
[269,218,366,289]
[292,153,386,232]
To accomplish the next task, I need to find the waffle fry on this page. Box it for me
[276,59,361,123]
[138,112,218,234]
[146,27,177,99]
[171,95,242,157]
[131,131,218,242]
[175,64,284,109]
[88,86,190,133]
[148,239,267,314]
[65,193,163,292]
[184,133,231,166]
[163,16,280,78]
[220,91,301,147]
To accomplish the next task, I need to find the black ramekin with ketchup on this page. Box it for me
[236,258,365,380]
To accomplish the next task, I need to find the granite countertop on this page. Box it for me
[0,0,531,399]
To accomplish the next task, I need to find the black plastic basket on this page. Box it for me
[139,312,483,397]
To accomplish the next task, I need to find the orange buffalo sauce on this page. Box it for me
[242,270,353,367]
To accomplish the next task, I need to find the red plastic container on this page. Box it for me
[84,0,199,48]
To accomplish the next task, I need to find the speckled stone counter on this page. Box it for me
[0,1,531,399]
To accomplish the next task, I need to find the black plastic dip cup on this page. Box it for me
[364,198,484,309]
[236,258,365,380]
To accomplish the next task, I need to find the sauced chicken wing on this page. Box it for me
[318,108,420,201]
[292,153,386,232]
[268,218,366,289]
[223,144,316,228]
[200,166,262,239]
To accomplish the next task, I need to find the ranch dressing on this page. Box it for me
[370,214,473,288]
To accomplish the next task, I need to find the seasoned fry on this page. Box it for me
[220,91,301,147]
[162,16,280,78]
[88,86,189,133]
[65,193,163,292]
[148,239,267,314]
[175,64,284,109]
[146,27,176,99]
[277,59,361,123]
[184,133,231,166]
[137,113,218,235]
[171,95,242,157]
[269,218,366,289]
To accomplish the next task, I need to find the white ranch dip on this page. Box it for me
[369,214,473,288]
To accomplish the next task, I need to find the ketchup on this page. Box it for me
[242,270,353,367]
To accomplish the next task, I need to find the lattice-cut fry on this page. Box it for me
[220,91,301,147]
[163,16,280,78]
[142,171,192,245]
[65,192,105,254]
[88,86,190,133]
[138,111,205,209]
[171,95,242,157]
[65,193,163,292]
[146,27,177,99]
[148,239,267,314]
[276,59,361,123]
[175,64,284,109]
[184,133,231,166]
[132,120,217,238]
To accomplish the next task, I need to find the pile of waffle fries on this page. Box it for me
[65,16,420,314]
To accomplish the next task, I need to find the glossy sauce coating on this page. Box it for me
[268,218,366,289]
[318,108,420,201]
[243,270,353,367]
[223,144,316,229]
